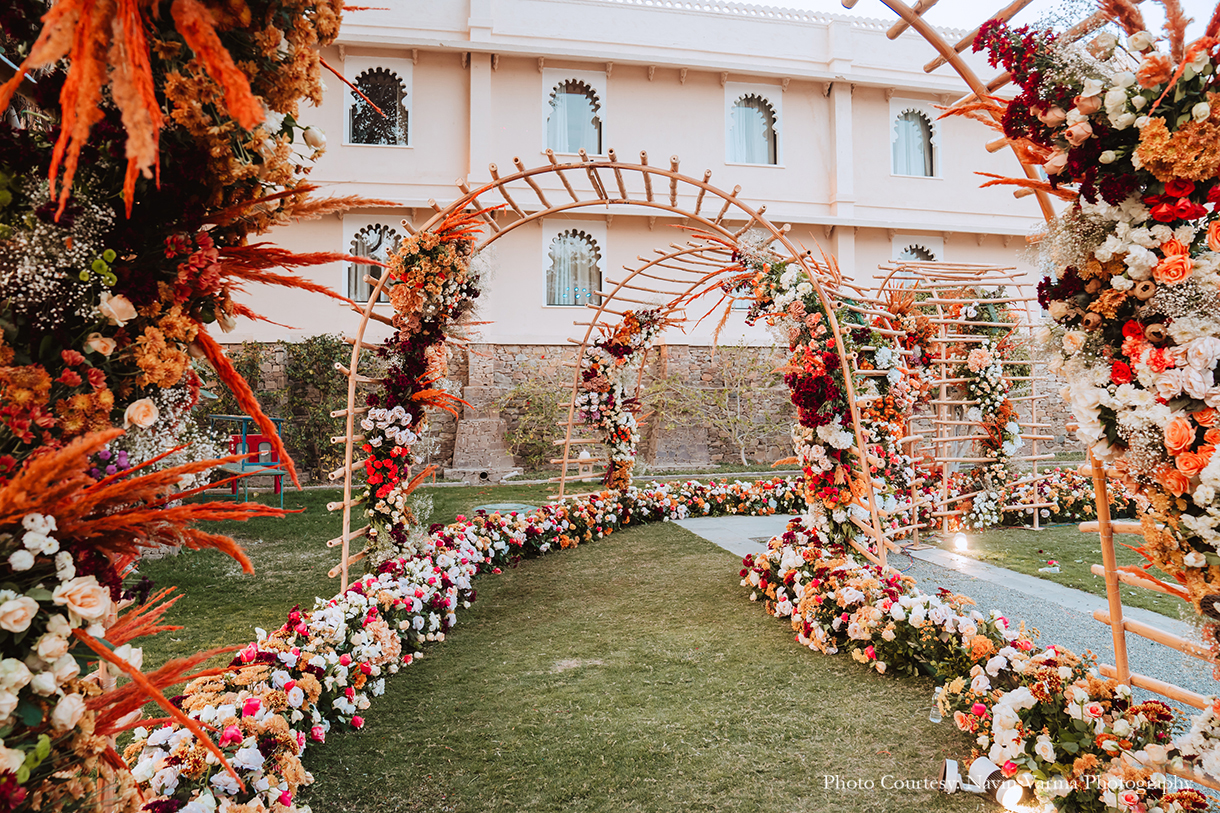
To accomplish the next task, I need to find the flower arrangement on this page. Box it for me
[359,210,487,561]
[971,5,1220,631]
[574,309,674,490]
[741,513,1210,812]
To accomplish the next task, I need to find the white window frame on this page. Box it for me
[343,55,413,148]
[891,233,943,262]
[889,97,940,179]
[542,69,608,157]
[343,215,404,303]
[725,82,783,167]
[542,219,606,307]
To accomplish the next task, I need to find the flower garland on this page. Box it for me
[973,12,1220,625]
[360,211,486,560]
[125,475,806,811]
[742,514,1206,812]
[573,309,672,490]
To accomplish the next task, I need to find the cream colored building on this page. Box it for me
[246,0,1048,471]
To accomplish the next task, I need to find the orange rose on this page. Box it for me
[1160,465,1191,496]
[1165,416,1196,454]
[1201,445,1217,465]
[1197,408,1219,428]
[1206,428,1220,445]
[1209,222,1220,253]
[1154,254,1193,284]
[1178,451,1208,477]
[1162,239,1189,257]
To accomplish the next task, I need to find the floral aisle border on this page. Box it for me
[740,515,1215,813]
[0,0,408,807]
[124,476,806,811]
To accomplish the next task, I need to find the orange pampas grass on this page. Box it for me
[976,172,1080,202]
[1097,0,1148,36]
[0,0,268,215]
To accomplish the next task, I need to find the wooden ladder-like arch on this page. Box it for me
[329,151,899,590]
[853,0,1220,789]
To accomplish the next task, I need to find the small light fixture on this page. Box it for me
[937,757,1026,810]
[952,532,969,551]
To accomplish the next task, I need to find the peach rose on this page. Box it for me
[1154,254,1193,284]
[1034,105,1068,127]
[1206,428,1220,446]
[123,398,159,429]
[1209,221,1220,253]
[1065,121,1094,146]
[97,292,137,327]
[0,597,38,633]
[34,633,68,662]
[1162,239,1189,257]
[1198,408,1220,428]
[1063,331,1087,354]
[52,576,111,622]
[1165,416,1195,454]
[1074,95,1103,116]
[1043,149,1069,175]
[1177,451,1208,478]
[51,693,86,731]
[1160,465,1191,496]
[84,333,116,356]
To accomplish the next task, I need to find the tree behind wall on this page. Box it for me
[648,342,789,466]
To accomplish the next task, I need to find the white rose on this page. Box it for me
[51,654,79,684]
[0,692,17,721]
[1034,736,1056,762]
[35,634,68,662]
[1099,150,1117,164]
[52,576,111,622]
[302,127,327,149]
[1127,31,1154,51]
[51,693,87,730]
[1196,101,1215,123]
[0,746,22,774]
[1184,551,1208,568]
[29,671,56,696]
[1112,718,1133,738]
[0,597,39,633]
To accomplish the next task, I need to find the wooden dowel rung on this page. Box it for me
[1097,664,1207,709]
[331,434,366,444]
[1097,611,1206,659]
[326,495,367,512]
[328,457,370,480]
[329,547,369,579]
[330,406,370,418]
[326,525,370,548]
[350,304,394,326]
[1079,521,1146,536]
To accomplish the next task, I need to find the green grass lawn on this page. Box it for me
[926,524,1189,620]
[135,485,991,812]
[295,521,985,813]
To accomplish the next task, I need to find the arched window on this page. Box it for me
[897,244,937,262]
[547,81,602,155]
[728,94,778,165]
[546,230,601,306]
[350,68,409,145]
[893,110,935,177]
[348,224,400,302]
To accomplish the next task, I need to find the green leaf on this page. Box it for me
[17,700,42,728]
[1061,741,1079,754]
[24,588,51,602]
[33,734,49,762]
[15,765,28,784]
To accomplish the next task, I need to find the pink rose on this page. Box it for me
[351,715,364,729]
[1043,150,1069,175]
[242,697,261,717]
[1002,760,1019,778]
[85,332,117,356]
[971,703,987,716]
[52,576,111,622]
[123,398,159,429]
[1074,94,1103,115]
[1118,789,1141,808]
[219,725,243,746]
[1065,121,1094,146]
[1084,701,1105,719]
[310,725,326,743]
[339,653,351,666]
[279,791,293,806]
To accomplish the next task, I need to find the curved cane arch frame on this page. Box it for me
[329,152,899,590]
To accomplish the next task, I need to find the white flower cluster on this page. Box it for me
[361,406,418,450]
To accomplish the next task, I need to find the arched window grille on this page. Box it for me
[546,230,601,306]
[897,244,937,262]
[348,224,400,302]
[728,94,778,165]
[547,80,602,155]
[892,110,935,177]
[350,68,409,145]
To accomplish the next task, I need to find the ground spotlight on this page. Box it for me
[952,532,969,551]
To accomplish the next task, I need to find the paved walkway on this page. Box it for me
[675,514,1215,703]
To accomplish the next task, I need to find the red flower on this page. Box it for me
[60,349,86,367]
[1121,320,1144,339]
[86,368,106,389]
[1111,361,1132,384]
[56,370,82,387]
[1208,184,1220,204]
[1175,198,1208,220]
[1151,203,1179,222]
[1165,179,1196,197]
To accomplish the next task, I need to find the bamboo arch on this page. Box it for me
[852,0,1220,789]
[327,151,899,590]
